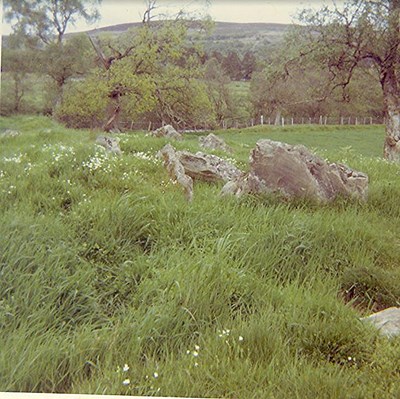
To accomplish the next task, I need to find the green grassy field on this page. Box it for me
[1,116,399,398]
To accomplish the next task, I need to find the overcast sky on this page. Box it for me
[1,0,329,35]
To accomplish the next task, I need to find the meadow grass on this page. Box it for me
[0,116,399,398]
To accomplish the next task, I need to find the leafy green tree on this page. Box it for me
[4,0,101,114]
[39,33,94,112]
[59,19,213,130]
[54,71,109,128]
[4,0,100,44]
[1,46,40,114]
[293,0,400,160]
[204,58,234,125]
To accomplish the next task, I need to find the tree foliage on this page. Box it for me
[4,0,100,44]
[290,0,400,159]
[1,46,40,114]
[57,20,214,130]
[54,72,109,128]
[250,59,384,122]
[204,58,234,124]
[3,0,101,115]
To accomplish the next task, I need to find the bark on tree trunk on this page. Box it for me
[88,35,122,132]
[13,76,24,113]
[382,0,400,161]
[383,106,400,162]
[103,95,121,132]
[274,110,281,126]
[381,67,400,161]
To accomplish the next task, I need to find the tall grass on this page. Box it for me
[0,116,399,398]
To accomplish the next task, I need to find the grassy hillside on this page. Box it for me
[1,116,400,398]
[81,21,290,40]
[75,21,289,55]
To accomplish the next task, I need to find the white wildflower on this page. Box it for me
[132,151,160,164]
[123,364,129,372]
[218,328,231,338]
[122,379,130,386]
[3,153,24,163]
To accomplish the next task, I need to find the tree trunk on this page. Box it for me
[381,67,400,161]
[383,104,400,162]
[88,35,123,132]
[103,95,121,132]
[382,0,400,161]
[13,74,24,113]
[274,109,281,126]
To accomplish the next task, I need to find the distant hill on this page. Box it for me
[2,21,292,56]
[82,21,291,36]
[80,21,292,55]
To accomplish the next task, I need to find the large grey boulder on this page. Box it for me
[222,139,368,202]
[361,307,400,338]
[159,144,193,201]
[199,133,233,153]
[96,135,122,155]
[159,144,242,200]
[150,125,183,140]
[177,151,241,183]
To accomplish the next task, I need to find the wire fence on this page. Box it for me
[220,115,385,129]
[119,115,385,132]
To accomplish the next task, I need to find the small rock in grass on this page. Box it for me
[149,125,183,140]
[361,307,400,338]
[1,129,20,138]
[177,150,241,183]
[199,133,233,153]
[96,135,122,155]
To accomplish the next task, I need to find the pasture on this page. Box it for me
[0,116,399,398]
